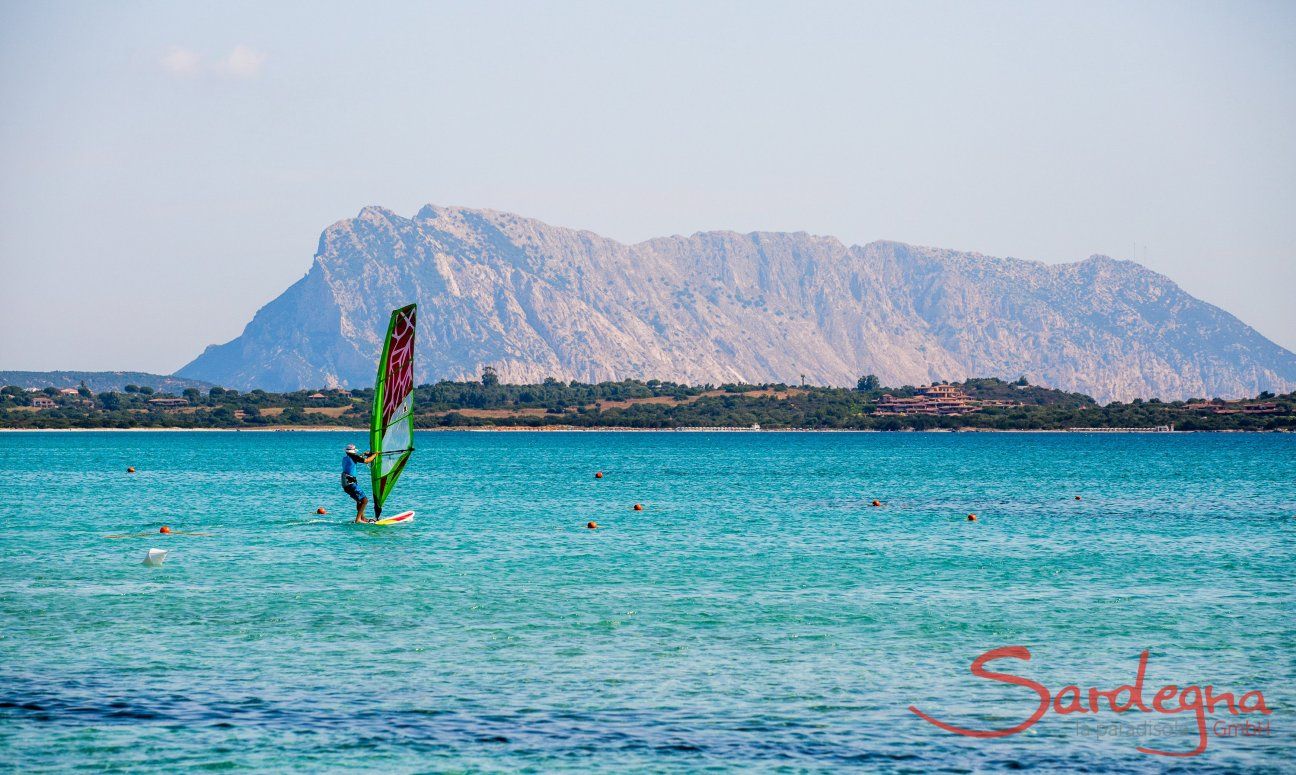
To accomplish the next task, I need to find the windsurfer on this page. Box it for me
[341,443,378,522]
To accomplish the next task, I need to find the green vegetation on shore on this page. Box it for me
[0,370,213,394]
[1,377,1292,431]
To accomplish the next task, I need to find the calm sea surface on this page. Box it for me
[1,431,1292,772]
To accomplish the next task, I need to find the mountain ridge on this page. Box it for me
[177,205,1296,402]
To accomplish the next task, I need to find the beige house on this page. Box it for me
[875,384,975,416]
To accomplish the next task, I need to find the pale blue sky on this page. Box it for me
[2,0,1293,371]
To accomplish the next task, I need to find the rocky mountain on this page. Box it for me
[177,205,1296,402]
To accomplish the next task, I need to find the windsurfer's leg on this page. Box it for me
[344,482,368,522]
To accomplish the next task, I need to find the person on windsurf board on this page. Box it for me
[341,443,378,522]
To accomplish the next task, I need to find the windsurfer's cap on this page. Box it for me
[345,444,358,452]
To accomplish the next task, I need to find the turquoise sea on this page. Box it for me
[1,431,1292,772]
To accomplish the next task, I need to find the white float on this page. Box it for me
[142,548,168,567]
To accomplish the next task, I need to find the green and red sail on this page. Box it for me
[369,303,417,517]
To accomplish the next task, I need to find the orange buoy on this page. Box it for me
[587,521,598,529]
[159,525,172,534]
[594,471,604,479]
[871,500,882,507]
[127,467,136,473]
[966,514,977,522]
[316,507,327,515]
[633,503,644,511]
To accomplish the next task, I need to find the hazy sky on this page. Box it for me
[2,0,1293,372]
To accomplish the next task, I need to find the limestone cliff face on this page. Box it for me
[177,205,1296,401]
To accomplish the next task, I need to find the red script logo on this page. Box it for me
[909,646,1271,757]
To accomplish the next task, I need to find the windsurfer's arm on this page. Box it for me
[363,452,377,464]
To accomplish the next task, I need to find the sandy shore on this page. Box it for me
[0,426,366,432]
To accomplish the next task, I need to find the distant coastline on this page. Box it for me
[0,426,1286,434]
[3,376,1292,432]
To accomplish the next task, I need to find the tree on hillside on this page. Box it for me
[857,374,880,392]
[482,366,500,387]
